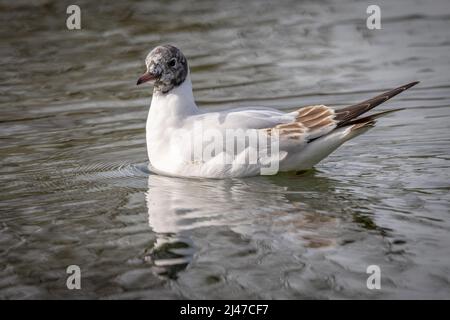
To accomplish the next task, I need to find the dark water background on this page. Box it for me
[1,0,449,299]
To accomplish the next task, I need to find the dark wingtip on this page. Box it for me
[335,81,420,126]
[404,81,420,89]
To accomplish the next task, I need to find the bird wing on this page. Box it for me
[187,82,419,148]
[263,81,420,144]
[192,106,294,130]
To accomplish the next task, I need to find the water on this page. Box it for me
[1,0,450,299]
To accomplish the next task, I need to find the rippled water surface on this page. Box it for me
[1,0,450,299]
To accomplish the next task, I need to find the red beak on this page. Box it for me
[136,72,156,85]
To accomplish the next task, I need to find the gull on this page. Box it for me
[137,45,419,178]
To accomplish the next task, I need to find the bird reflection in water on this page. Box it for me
[143,170,382,280]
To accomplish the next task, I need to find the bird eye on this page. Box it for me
[168,59,176,67]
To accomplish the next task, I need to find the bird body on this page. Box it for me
[138,45,419,178]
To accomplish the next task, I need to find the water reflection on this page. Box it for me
[144,171,380,280]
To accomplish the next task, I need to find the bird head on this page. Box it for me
[137,45,188,94]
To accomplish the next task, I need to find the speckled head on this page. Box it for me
[137,45,188,94]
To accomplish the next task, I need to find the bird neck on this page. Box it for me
[150,73,198,120]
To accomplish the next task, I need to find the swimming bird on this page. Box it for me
[137,44,419,178]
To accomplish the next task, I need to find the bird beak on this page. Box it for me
[136,71,157,85]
